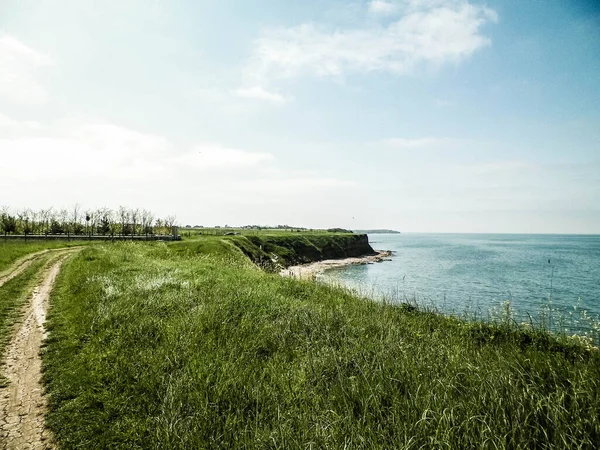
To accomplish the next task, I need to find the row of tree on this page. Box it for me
[0,206,177,237]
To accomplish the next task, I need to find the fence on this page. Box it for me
[1,233,180,242]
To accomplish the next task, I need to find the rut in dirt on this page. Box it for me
[0,250,52,290]
[0,253,73,450]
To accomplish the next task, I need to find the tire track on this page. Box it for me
[0,251,76,449]
[0,251,53,290]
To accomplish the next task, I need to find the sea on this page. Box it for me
[321,233,600,337]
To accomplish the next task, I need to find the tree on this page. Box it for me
[164,215,177,232]
[131,208,140,236]
[141,209,155,237]
[40,208,53,234]
[1,207,17,236]
[84,210,95,236]
[50,219,63,234]
[0,205,176,239]
[22,209,33,235]
[118,206,129,237]
[96,208,112,235]
[59,209,69,235]
[70,204,82,235]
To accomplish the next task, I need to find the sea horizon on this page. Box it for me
[376,231,600,236]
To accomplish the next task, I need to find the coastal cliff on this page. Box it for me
[227,233,376,270]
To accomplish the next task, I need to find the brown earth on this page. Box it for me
[0,252,75,450]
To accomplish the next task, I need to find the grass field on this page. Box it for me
[0,240,87,274]
[41,241,600,449]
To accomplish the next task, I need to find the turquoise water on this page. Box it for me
[322,233,600,335]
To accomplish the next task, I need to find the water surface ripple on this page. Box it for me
[322,233,600,334]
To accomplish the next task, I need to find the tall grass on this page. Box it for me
[318,272,600,347]
[42,243,600,449]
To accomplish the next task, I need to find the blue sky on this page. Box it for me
[1,0,599,232]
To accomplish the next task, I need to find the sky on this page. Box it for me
[1,0,599,233]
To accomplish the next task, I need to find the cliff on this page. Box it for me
[227,233,376,270]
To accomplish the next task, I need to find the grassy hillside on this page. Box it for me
[171,233,375,271]
[42,242,600,449]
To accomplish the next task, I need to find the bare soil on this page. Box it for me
[0,253,73,450]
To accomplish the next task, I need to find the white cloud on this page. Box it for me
[0,122,171,182]
[233,86,289,104]
[0,35,53,104]
[0,35,53,66]
[0,113,359,224]
[0,120,277,183]
[246,1,497,81]
[368,1,398,16]
[175,143,274,170]
[75,123,170,158]
[0,113,44,132]
[0,116,353,202]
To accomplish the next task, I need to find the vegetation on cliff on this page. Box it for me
[170,233,375,271]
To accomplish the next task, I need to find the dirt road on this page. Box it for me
[0,253,74,449]
[0,250,54,290]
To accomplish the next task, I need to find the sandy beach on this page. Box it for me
[280,250,393,279]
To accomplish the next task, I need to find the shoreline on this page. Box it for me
[280,250,393,279]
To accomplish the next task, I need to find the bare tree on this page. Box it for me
[164,215,177,235]
[29,209,39,235]
[155,218,164,235]
[70,204,81,235]
[17,209,28,235]
[118,206,129,237]
[141,209,154,239]
[40,208,52,235]
[0,205,177,239]
[59,209,69,235]
[131,208,140,237]
[96,208,111,235]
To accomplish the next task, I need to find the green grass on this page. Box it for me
[43,243,600,449]
[0,256,49,386]
[180,228,334,237]
[0,240,87,274]
[168,236,250,263]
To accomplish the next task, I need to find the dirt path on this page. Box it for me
[0,250,54,290]
[0,253,73,449]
